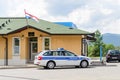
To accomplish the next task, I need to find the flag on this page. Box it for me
[24,9,39,22]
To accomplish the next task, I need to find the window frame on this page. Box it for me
[12,37,20,55]
[43,37,51,50]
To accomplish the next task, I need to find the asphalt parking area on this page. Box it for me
[0,62,120,80]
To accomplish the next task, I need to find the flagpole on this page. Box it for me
[24,9,29,26]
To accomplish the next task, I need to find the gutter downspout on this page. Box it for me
[2,35,8,66]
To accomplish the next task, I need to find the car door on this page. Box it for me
[63,51,80,66]
[52,51,67,66]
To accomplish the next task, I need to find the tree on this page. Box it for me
[103,44,115,56]
[88,30,104,57]
[115,46,120,50]
[88,30,115,57]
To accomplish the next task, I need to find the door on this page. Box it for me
[63,51,80,65]
[31,42,38,60]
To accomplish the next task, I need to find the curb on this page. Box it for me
[91,60,106,66]
[0,65,37,69]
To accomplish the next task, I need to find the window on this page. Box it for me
[43,51,59,56]
[28,32,35,37]
[13,37,20,55]
[64,51,76,56]
[53,51,59,56]
[58,51,65,56]
[43,51,53,56]
[43,37,50,50]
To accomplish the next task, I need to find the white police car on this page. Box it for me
[34,48,91,69]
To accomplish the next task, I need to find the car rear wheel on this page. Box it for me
[80,60,88,68]
[46,61,55,69]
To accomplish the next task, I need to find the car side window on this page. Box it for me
[52,51,58,56]
[108,50,114,55]
[57,51,62,56]
[53,51,64,56]
[57,51,65,56]
[63,51,76,56]
[43,51,53,56]
[61,51,66,56]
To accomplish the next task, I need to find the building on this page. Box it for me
[0,17,94,66]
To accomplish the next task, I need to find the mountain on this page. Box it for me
[103,33,120,46]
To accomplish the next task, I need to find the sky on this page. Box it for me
[0,0,120,34]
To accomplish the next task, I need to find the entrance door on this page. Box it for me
[31,42,38,60]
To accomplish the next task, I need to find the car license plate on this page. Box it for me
[112,57,117,59]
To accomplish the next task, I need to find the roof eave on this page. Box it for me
[6,25,51,35]
[50,33,92,35]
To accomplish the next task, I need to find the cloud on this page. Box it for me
[2,0,48,18]
[45,0,89,16]
[43,0,120,34]
[102,19,120,34]
[0,0,120,34]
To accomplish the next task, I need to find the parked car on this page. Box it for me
[34,48,91,69]
[106,50,120,62]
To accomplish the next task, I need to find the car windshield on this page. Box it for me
[109,50,120,55]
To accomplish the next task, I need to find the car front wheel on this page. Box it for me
[80,60,88,68]
[46,61,55,69]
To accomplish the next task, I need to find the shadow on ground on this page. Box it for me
[37,62,119,70]
[37,66,95,70]
[0,75,39,80]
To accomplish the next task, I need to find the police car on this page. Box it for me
[34,48,91,69]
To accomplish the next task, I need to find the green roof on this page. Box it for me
[0,17,91,35]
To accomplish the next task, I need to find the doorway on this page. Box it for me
[29,37,38,61]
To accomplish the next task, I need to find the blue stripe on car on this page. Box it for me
[42,56,87,60]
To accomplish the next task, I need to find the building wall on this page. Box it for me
[6,28,49,65]
[0,28,83,65]
[51,35,82,55]
[0,36,6,65]
[0,36,6,59]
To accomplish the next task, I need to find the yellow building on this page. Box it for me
[0,17,94,65]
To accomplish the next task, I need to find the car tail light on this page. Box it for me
[38,56,42,60]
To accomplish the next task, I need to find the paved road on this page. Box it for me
[0,62,119,80]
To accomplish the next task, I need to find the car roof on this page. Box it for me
[44,50,67,52]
